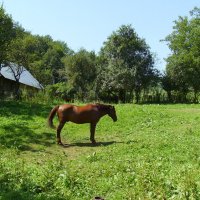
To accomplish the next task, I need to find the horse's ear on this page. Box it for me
[109,105,114,111]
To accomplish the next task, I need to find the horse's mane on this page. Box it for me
[95,103,111,111]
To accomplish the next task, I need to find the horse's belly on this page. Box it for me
[71,114,99,124]
[70,119,90,124]
[69,115,91,124]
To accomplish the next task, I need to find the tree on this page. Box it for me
[2,24,29,99]
[6,27,29,66]
[29,37,72,86]
[0,6,15,68]
[95,58,134,103]
[99,25,156,103]
[64,49,96,101]
[164,7,200,102]
[161,72,177,102]
[10,34,72,86]
[42,40,72,84]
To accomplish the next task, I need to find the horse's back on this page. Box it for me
[59,103,95,112]
[58,104,74,112]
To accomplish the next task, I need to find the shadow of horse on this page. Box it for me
[62,141,122,148]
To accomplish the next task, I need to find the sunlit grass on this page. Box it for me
[1,101,200,199]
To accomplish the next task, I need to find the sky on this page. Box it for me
[0,0,199,71]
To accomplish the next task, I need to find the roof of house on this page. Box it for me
[0,64,43,89]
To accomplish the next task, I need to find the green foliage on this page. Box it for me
[1,21,72,86]
[0,6,160,103]
[45,83,76,101]
[0,5,15,64]
[20,35,71,86]
[1,101,200,199]
[164,7,200,102]
[95,59,133,103]
[64,49,97,101]
[99,25,157,103]
[2,5,200,103]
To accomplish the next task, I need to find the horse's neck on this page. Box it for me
[99,110,107,118]
[96,104,109,118]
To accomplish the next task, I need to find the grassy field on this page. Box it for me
[1,101,200,199]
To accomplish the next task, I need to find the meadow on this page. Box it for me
[1,101,200,199]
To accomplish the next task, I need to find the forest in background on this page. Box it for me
[0,6,199,103]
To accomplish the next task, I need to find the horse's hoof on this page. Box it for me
[62,143,69,147]
[91,141,97,146]
[94,197,104,200]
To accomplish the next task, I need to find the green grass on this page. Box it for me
[1,101,200,199]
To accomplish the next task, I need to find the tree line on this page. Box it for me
[0,6,199,103]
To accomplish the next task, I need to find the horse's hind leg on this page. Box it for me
[57,122,65,145]
[90,123,97,144]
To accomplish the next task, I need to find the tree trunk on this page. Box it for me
[119,89,126,103]
[135,90,141,104]
[193,90,198,103]
[14,80,21,100]
[167,91,172,102]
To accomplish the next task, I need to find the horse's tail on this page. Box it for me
[47,105,59,129]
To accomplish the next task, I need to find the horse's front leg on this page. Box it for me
[90,123,97,144]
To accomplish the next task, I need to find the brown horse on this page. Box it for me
[47,103,117,145]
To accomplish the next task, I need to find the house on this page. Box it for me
[0,64,43,98]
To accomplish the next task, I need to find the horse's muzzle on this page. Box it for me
[113,117,117,122]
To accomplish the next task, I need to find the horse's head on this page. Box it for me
[107,105,117,122]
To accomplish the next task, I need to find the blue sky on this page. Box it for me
[1,0,199,71]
